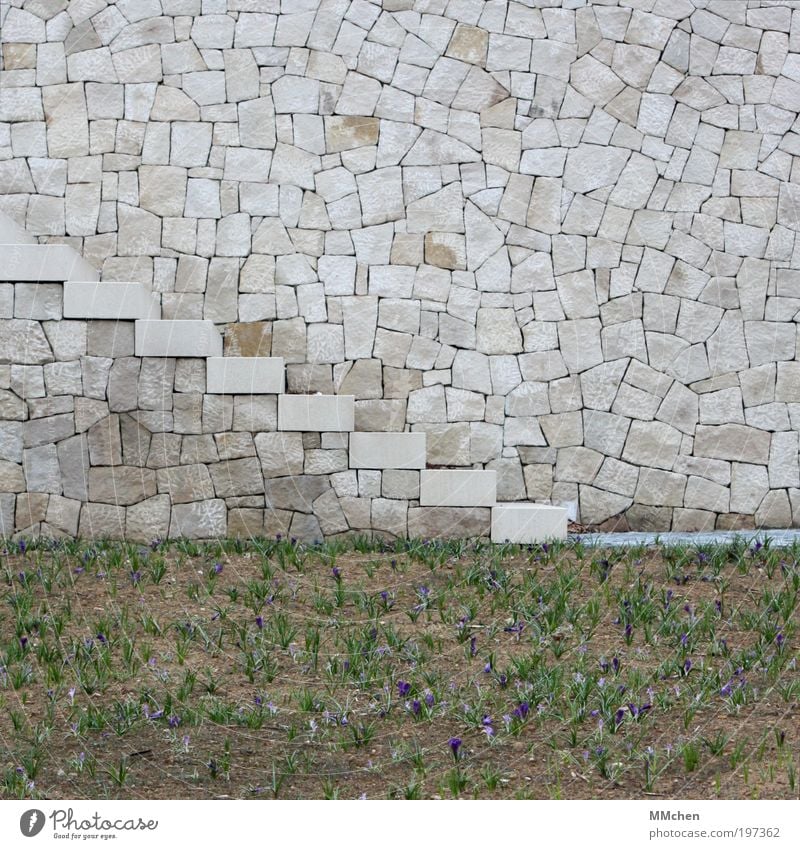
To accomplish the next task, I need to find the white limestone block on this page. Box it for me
[135,320,222,357]
[207,357,285,394]
[0,244,99,282]
[420,469,497,507]
[278,394,354,432]
[64,282,160,320]
[350,432,426,470]
[491,504,568,543]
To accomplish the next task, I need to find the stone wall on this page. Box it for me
[2,0,800,536]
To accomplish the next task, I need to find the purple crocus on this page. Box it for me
[683,658,692,675]
[412,700,421,716]
[397,680,411,698]
[469,636,477,657]
[448,737,462,760]
[255,615,263,629]
[424,690,435,708]
[512,701,530,720]
[776,632,785,650]
[213,563,223,575]
[331,566,341,580]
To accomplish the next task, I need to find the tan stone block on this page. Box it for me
[447,24,489,65]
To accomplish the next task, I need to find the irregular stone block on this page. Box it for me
[415,422,471,465]
[409,506,490,539]
[157,464,215,504]
[79,503,125,540]
[255,432,304,477]
[0,319,52,364]
[169,499,227,539]
[694,424,771,464]
[209,458,264,497]
[264,475,329,512]
[621,420,682,470]
[126,495,171,542]
[23,444,60,493]
[88,466,157,506]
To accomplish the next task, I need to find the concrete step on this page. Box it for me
[491,503,568,544]
[0,243,100,282]
[134,320,222,357]
[420,469,497,507]
[0,211,36,245]
[206,357,285,394]
[64,281,160,319]
[349,432,426,469]
[278,394,354,431]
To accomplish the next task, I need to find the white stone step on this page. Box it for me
[491,503,568,544]
[420,469,497,507]
[64,281,160,319]
[0,211,36,245]
[0,243,100,281]
[134,320,222,357]
[207,357,285,394]
[349,432,426,469]
[278,394,354,431]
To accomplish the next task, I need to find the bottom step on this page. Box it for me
[491,503,568,544]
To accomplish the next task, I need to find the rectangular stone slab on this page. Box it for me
[0,244,99,281]
[135,320,222,357]
[349,432,426,469]
[420,469,497,507]
[64,281,160,319]
[491,503,568,543]
[207,357,285,394]
[278,394,354,431]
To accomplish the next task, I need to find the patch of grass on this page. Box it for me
[0,535,797,799]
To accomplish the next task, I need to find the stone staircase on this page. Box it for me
[1,211,567,544]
